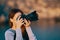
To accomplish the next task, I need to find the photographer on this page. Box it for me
[5,9,37,40]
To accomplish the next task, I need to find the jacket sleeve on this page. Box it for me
[26,27,37,40]
[16,28,23,40]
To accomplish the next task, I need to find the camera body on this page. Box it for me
[21,11,38,21]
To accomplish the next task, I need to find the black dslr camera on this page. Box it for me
[21,11,38,21]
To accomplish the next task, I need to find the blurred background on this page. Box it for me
[0,0,60,40]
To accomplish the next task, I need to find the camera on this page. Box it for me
[21,11,38,21]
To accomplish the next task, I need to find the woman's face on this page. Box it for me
[10,12,22,22]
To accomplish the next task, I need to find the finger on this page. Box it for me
[20,22,24,26]
[22,22,24,24]
[20,20,24,23]
[20,18,23,21]
[20,18,24,23]
[28,20,31,24]
[24,24,26,26]
[17,16,21,21]
[24,19,27,23]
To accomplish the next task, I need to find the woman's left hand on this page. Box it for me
[24,19,31,27]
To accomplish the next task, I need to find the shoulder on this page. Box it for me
[5,28,15,36]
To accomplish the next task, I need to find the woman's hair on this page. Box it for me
[9,8,23,28]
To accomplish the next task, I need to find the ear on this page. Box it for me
[10,18,13,22]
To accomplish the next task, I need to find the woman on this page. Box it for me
[5,9,37,40]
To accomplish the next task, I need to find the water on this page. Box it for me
[31,20,60,40]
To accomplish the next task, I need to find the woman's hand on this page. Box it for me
[16,16,24,28]
[24,19,31,27]
[11,16,24,30]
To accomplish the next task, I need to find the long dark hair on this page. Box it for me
[9,8,23,28]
